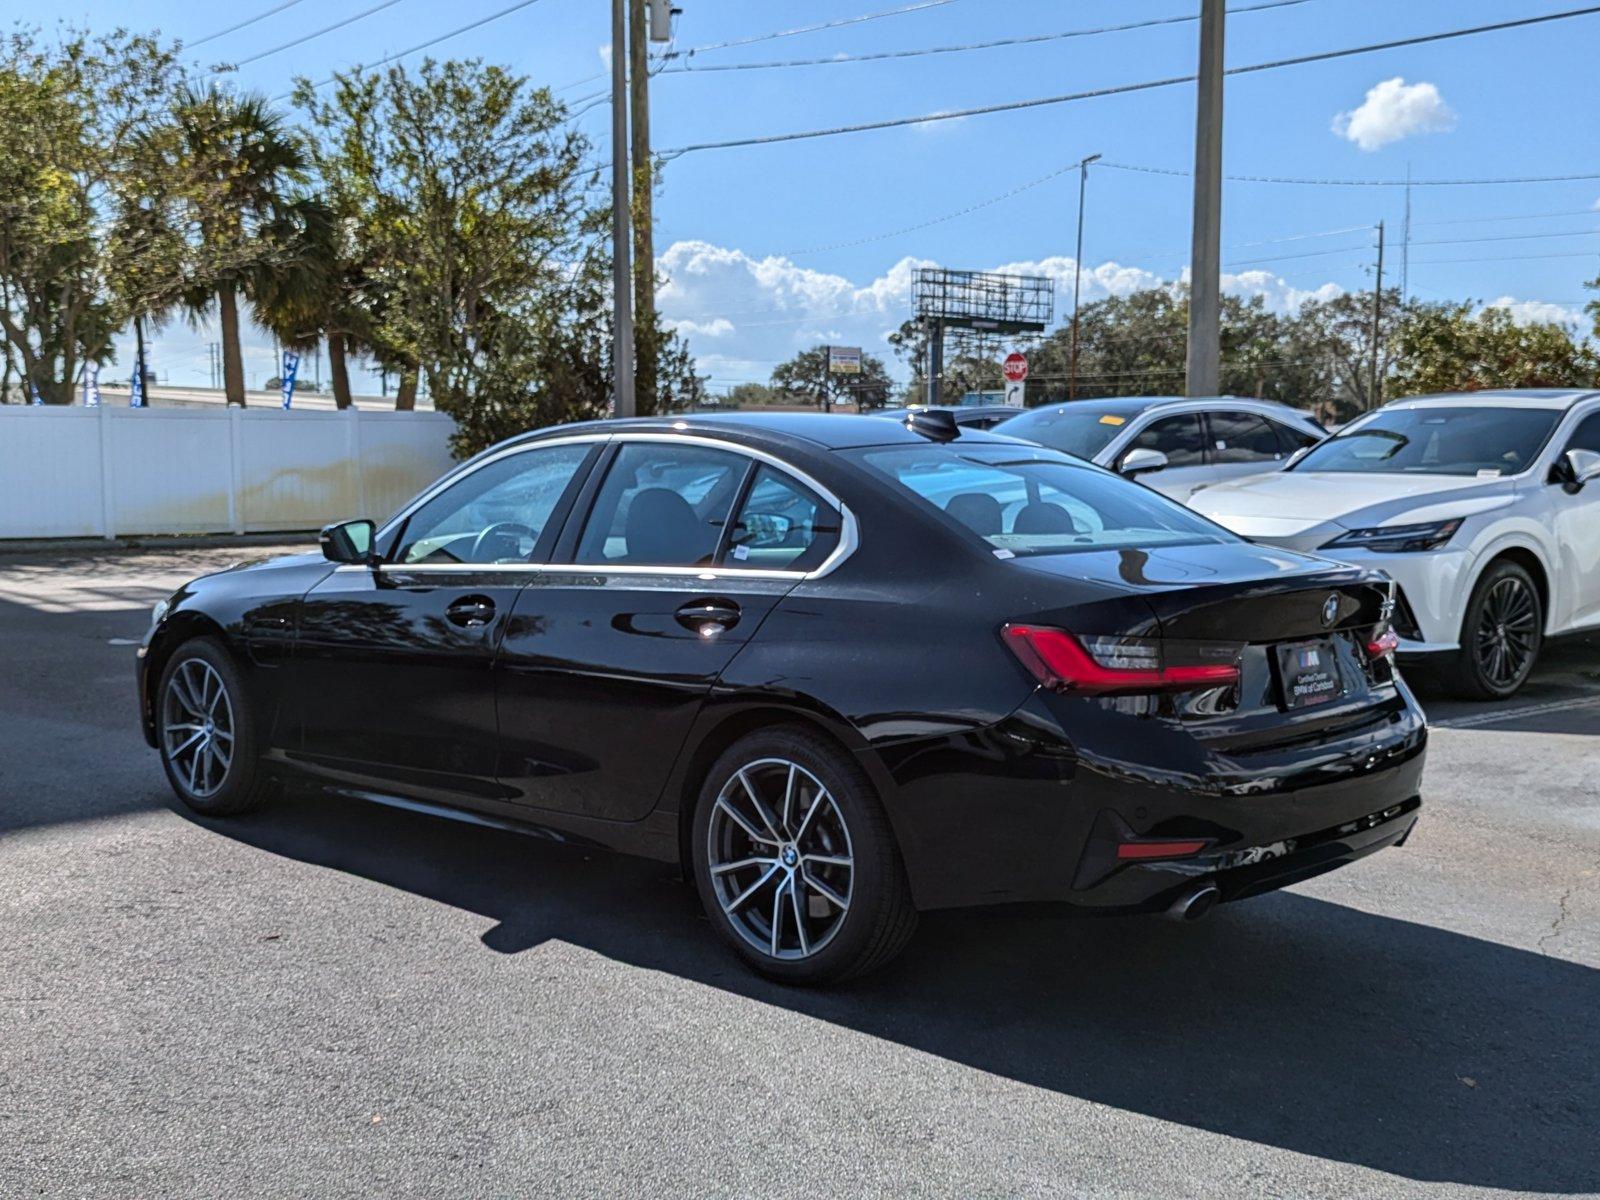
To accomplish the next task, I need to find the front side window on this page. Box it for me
[1122,414,1207,468]
[1209,411,1283,463]
[394,443,592,565]
[575,443,746,567]
[1293,406,1562,476]
[721,464,841,572]
[1565,411,1600,455]
[854,445,1236,557]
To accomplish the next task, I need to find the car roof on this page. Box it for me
[1380,389,1600,411]
[871,405,1017,419]
[499,410,1022,454]
[1010,395,1317,421]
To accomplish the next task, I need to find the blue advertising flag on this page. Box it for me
[281,350,300,410]
[83,362,101,407]
[130,360,145,408]
[30,383,43,405]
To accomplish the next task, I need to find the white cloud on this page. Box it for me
[1483,296,1582,327]
[1332,78,1456,152]
[657,239,1347,385]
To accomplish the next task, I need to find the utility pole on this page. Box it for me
[1068,152,1101,401]
[1184,0,1224,398]
[610,0,635,418]
[1369,220,1385,411]
[926,318,944,407]
[134,317,148,407]
[1400,164,1412,303]
[630,0,656,416]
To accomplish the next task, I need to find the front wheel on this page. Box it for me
[1448,560,1543,700]
[691,726,917,985]
[156,637,272,816]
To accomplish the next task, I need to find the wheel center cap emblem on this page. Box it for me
[781,845,798,868]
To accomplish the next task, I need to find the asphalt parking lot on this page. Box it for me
[2,542,1596,1199]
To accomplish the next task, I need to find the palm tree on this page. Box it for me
[167,86,306,406]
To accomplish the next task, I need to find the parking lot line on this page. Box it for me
[1430,691,1600,730]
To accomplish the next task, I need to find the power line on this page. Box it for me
[188,0,309,48]
[671,1,964,57]
[225,0,409,69]
[1414,207,1600,226]
[285,0,547,98]
[1409,227,1599,247]
[663,0,1311,73]
[1410,249,1600,266]
[660,6,1600,157]
[1103,161,1600,188]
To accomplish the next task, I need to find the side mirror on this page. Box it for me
[734,511,795,549]
[320,518,376,564]
[1119,447,1169,477]
[1560,448,1600,491]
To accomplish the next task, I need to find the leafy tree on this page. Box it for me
[1389,304,1599,397]
[128,85,309,405]
[0,28,181,402]
[725,382,779,407]
[770,345,892,411]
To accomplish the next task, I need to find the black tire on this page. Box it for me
[1447,559,1543,700]
[690,725,917,985]
[155,637,273,817]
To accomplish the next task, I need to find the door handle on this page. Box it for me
[675,598,742,634]
[446,595,497,628]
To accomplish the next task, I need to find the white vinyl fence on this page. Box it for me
[0,406,456,540]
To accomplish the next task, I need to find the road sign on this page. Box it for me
[828,346,863,374]
[1003,380,1026,407]
[1002,352,1029,383]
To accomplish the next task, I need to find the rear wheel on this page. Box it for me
[1448,560,1542,700]
[691,726,916,985]
[156,637,273,816]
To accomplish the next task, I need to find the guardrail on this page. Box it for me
[0,406,456,539]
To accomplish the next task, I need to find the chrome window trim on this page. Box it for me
[373,430,858,582]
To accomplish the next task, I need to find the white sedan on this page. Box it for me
[999,397,1326,501]
[1189,390,1600,698]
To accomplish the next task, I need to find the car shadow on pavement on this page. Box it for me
[193,786,1599,1196]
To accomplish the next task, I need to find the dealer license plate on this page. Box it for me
[1276,639,1344,710]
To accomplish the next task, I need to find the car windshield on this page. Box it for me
[1292,406,1561,476]
[851,444,1236,557]
[998,406,1136,460]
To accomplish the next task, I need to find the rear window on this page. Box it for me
[851,445,1237,557]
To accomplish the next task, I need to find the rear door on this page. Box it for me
[1204,410,1294,489]
[495,438,845,821]
[1551,408,1600,629]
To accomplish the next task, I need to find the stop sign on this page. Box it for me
[1002,352,1028,383]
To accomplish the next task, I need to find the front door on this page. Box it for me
[286,441,597,805]
[496,441,844,821]
[1552,409,1600,629]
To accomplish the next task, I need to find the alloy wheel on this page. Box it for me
[705,757,854,961]
[1473,575,1538,689]
[161,659,235,799]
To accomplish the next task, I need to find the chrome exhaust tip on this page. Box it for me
[1164,884,1221,923]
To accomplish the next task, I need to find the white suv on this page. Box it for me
[1189,390,1600,698]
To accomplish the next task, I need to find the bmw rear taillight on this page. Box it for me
[1366,627,1400,659]
[1002,624,1242,695]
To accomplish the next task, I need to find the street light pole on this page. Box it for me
[610,0,635,418]
[1068,152,1101,401]
[1185,0,1224,398]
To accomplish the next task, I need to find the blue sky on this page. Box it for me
[31,0,1600,392]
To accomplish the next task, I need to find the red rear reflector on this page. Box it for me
[1002,624,1240,695]
[1115,839,1210,861]
[1367,628,1400,658]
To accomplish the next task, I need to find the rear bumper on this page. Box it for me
[876,685,1428,912]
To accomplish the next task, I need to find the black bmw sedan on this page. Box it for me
[139,412,1426,983]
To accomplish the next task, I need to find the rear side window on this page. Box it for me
[1268,418,1323,452]
[575,443,746,567]
[1122,414,1206,468]
[719,465,841,572]
[1209,411,1282,463]
[854,445,1235,557]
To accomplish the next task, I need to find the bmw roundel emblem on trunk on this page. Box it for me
[1322,594,1341,627]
